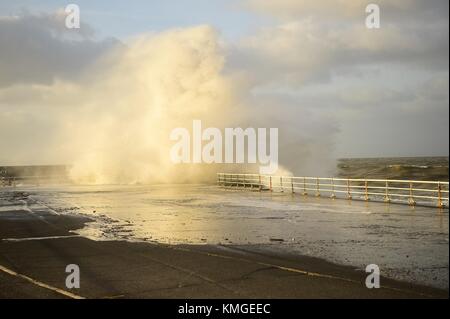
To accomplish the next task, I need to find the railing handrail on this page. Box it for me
[217,173,449,208]
[216,173,449,185]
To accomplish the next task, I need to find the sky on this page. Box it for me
[0,0,269,40]
[0,1,448,176]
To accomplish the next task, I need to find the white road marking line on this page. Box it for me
[0,264,85,299]
[2,235,81,242]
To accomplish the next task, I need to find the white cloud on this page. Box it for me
[230,4,448,88]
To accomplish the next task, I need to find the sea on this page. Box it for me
[337,156,448,181]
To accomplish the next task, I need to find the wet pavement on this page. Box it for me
[0,184,448,290]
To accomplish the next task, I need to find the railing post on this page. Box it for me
[259,175,262,191]
[384,180,390,203]
[331,178,336,199]
[347,179,352,200]
[408,182,416,206]
[364,180,369,201]
[316,178,320,197]
[280,176,284,192]
[438,182,443,208]
[291,178,295,194]
[303,177,307,195]
[269,176,272,192]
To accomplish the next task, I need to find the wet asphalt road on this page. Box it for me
[0,196,447,299]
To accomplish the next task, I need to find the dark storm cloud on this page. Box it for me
[0,12,120,88]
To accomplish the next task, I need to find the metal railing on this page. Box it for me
[217,173,449,208]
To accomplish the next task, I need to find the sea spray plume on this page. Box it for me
[0,15,337,182]
[68,26,237,183]
[66,26,320,183]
